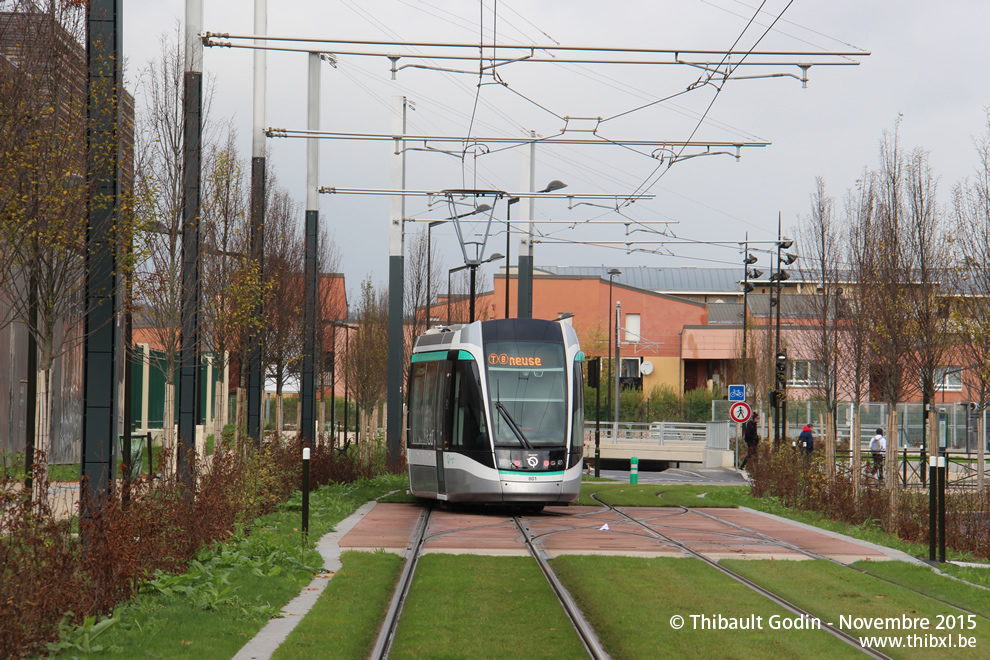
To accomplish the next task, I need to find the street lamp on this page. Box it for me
[518,179,568,318]
[606,268,621,429]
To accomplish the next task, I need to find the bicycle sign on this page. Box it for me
[729,401,752,423]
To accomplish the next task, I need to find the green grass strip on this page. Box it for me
[388,555,588,659]
[723,559,990,658]
[850,560,990,619]
[273,551,404,660]
[577,482,749,507]
[552,555,860,659]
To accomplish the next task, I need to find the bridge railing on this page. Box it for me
[584,421,727,447]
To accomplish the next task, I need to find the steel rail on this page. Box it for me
[590,494,893,660]
[371,505,432,660]
[513,516,611,660]
[677,501,990,623]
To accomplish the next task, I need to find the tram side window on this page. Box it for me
[452,361,488,452]
[408,362,429,447]
[409,361,449,448]
[431,361,452,449]
[572,361,584,451]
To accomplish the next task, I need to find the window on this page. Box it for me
[787,360,823,388]
[935,367,963,392]
[625,314,641,343]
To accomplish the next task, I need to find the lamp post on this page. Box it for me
[518,179,568,318]
[606,268,621,430]
[505,196,520,318]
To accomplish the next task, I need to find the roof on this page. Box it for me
[535,266,748,294]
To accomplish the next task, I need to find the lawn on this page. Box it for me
[552,555,861,659]
[388,554,588,659]
[723,559,990,659]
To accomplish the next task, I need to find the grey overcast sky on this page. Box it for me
[124,1,990,295]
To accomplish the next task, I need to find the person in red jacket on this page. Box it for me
[798,423,814,456]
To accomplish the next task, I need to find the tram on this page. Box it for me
[406,317,585,506]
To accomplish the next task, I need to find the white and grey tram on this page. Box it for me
[406,318,585,506]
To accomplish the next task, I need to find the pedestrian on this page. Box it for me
[799,423,814,456]
[740,412,760,470]
[869,428,886,479]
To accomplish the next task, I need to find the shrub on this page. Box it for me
[748,445,990,560]
[0,436,401,657]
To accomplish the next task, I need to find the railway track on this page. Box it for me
[654,492,990,623]
[369,493,989,659]
[585,493,893,659]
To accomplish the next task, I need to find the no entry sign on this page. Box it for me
[729,401,752,423]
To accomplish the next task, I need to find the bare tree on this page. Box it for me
[132,24,214,457]
[797,177,843,473]
[902,147,955,467]
[865,125,917,522]
[262,182,303,432]
[199,125,266,452]
[404,228,444,383]
[842,172,876,496]
[954,110,990,488]
[345,278,389,443]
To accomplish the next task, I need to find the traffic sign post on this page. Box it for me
[729,401,753,424]
[728,385,746,402]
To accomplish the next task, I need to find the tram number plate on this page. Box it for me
[528,476,537,482]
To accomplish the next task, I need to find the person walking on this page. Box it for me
[740,412,760,470]
[869,428,886,480]
[799,423,814,457]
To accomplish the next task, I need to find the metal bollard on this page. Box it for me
[630,456,639,484]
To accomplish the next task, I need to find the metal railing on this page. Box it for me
[584,421,728,447]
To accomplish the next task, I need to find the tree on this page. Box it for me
[954,110,990,489]
[0,2,99,480]
[841,171,876,496]
[262,181,303,432]
[404,228,443,382]
[132,24,215,458]
[864,125,917,523]
[902,147,954,468]
[345,279,388,443]
[797,177,843,473]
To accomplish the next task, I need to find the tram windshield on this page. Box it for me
[485,341,567,447]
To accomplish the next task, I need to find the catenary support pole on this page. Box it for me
[177,0,204,489]
[81,0,122,520]
[614,301,621,442]
[517,131,536,318]
[386,96,408,469]
[300,52,320,445]
[247,0,267,447]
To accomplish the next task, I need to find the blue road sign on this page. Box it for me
[729,384,746,402]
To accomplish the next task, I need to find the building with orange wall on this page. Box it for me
[424,265,978,406]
